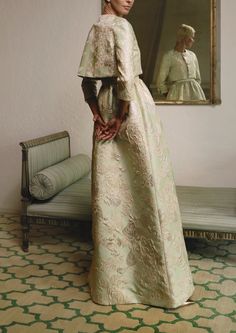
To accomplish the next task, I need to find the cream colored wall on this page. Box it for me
[0,0,100,213]
[0,0,235,213]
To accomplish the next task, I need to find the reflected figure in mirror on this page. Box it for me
[156,24,206,101]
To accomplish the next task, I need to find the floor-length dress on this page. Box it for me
[78,14,195,309]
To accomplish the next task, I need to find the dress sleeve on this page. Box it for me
[156,53,171,95]
[81,78,97,102]
[114,20,135,101]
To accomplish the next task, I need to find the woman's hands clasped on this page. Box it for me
[92,100,130,142]
[94,115,122,142]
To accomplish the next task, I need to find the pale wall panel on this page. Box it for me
[0,0,235,213]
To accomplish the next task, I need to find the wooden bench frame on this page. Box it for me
[20,131,91,252]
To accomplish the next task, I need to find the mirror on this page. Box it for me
[126,0,221,105]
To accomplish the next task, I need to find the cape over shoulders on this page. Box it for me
[94,14,134,37]
[97,14,132,26]
[77,14,142,80]
[164,49,196,58]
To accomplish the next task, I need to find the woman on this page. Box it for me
[78,0,195,309]
[157,24,206,101]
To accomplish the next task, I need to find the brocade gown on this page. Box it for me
[78,14,195,308]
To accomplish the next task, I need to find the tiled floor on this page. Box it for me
[0,214,236,333]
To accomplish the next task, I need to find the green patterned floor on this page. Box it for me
[0,214,236,333]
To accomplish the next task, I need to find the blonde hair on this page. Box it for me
[177,24,195,41]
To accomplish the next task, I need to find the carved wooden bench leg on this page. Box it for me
[21,215,30,252]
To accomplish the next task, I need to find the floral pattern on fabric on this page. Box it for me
[78,15,195,308]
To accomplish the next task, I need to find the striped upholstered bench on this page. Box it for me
[20,131,236,252]
[177,186,236,241]
[20,131,91,252]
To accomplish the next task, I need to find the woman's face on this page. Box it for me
[109,0,134,16]
[184,34,195,49]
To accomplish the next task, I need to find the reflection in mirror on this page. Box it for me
[156,24,207,102]
[127,0,220,105]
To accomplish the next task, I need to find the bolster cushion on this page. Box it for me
[29,154,91,200]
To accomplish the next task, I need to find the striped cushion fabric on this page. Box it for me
[27,177,91,220]
[29,154,91,200]
[27,137,70,184]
